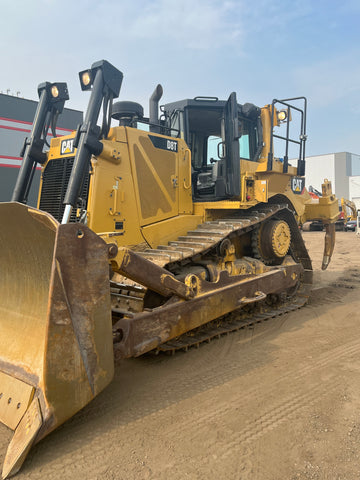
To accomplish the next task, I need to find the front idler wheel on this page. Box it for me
[256,219,291,265]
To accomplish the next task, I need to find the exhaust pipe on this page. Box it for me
[149,84,163,134]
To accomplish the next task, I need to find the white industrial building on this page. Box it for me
[305,152,360,208]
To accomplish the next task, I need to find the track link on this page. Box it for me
[155,283,311,354]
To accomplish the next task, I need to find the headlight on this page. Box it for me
[51,85,59,98]
[82,71,91,86]
[50,83,69,101]
[79,70,93,90]
[277,110,288,122]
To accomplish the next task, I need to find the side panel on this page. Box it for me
[257,172,310,218]
[87,136,145,247]
[126,128,191,227]
[127,129,177,225]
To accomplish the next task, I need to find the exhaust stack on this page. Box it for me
[149,84,163,133]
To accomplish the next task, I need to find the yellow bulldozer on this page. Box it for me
[0,60,339,478]
[341,197,357,221]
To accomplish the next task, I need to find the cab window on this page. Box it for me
[207,135,221,164]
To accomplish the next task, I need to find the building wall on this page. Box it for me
[333,152,350,200]
[305,152,360,205]
[0,93,82,206]
[349,153,360,176]
[347,154,360,209]
[305,153,335,193]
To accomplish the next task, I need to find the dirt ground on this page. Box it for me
[2,231,360,480]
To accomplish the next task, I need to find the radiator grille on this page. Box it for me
[39,157,90,223]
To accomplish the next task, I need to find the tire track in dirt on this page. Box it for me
[158,331,360,441]
[187,382,340,480]
[14,297,360,479]
[55,329,360,480]
[152,324,360,478]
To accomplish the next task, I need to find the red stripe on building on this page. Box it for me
[0,163,41,170]
[0,116,32,126]
[0,126,73,138]
[0,163,20,168]
[0,155,22,160]
[0,125,31,133]
[0,116,74,133]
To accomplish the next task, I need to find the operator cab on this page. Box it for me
[163,94,263,201]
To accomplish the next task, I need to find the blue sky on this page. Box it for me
[0,0,359,156]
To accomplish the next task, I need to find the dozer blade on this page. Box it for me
[0,202,114,478]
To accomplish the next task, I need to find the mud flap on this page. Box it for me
[0,203,114,478]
